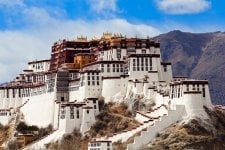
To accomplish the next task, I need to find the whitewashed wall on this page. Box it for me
[80,108,96,133]
[102,77,128,102]
[20,92,55,127]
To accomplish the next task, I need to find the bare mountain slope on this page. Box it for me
[154,30,225,104]
[144,107,225,150]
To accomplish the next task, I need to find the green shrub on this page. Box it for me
[92,121,107,133]
[16,122,38,134]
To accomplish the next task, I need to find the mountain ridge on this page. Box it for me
[154,30,225,104]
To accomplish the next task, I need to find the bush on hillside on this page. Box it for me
[16,122,38,134]
[0,123,9,131]
[89,102,139,137]
[32,124,53,141]
[47,129,82,150]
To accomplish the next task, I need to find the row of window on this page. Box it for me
[171,85,182,99]
[0,112,11,116]
[32,64,44,70]
[88,80,100,86]
[87,75,100,81]
[89,142,111,147]
[133,66,153,71]
[101,64,124,73]
[4,87,48,98]
[133,57,152,65]
[171,84,206,99]
[61,107,81,119]
[87,72,99,76]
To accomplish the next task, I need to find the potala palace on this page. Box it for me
[0,33,213,149]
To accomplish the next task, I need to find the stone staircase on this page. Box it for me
[1,110,20,149]
[127,105,186,150]
[95,105,166,144]
[0,99,30,149]
[17,99,30,109]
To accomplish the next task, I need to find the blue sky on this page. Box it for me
[0,0,224,82]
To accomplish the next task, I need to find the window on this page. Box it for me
[163,65,167,72]
[149,66,152,71]
[88,81,90,86]
[133,59,136,71]
[97,81,99,85]
[193,84,195,90]
[202,85,205,97]
[76,109,79,118]
[113,64,115,72]
[178,86,180,98]
[70,106,74,112]
[87,110,89,114]
[141,58,144,65]
[145,66,148,71]
[137,65,139,71]
[120,64,123,72]
[18,89,21,97]
[107,64,110,72]
[92,76,95,80]
[133,59,136,65]
[142,49,146,54]
[94,105,96,109]
[12,89,15,98]
[61,107,65,119]
[116,64,120,72]
[197,84,199,91]
[92,81,95,85]
[187,84,189,91]
[149,57,152,65]
[145,58,148,65]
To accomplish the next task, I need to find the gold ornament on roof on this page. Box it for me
[76,36,87,42]
[102,32,113,39]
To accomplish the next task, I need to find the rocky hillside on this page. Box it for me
[154,31,225,104]
[144,106,225,150]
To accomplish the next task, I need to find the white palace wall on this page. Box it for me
[80,107,96,133]
[20,92,55,127]
[59,106,83,133]
[102,77,128,102]
[0,110,12,125]
[69,86,85,102]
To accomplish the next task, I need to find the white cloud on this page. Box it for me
[0,0,24,6]
[156,0,211,14]
[0,5,161,83]
[88,0,118,13]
